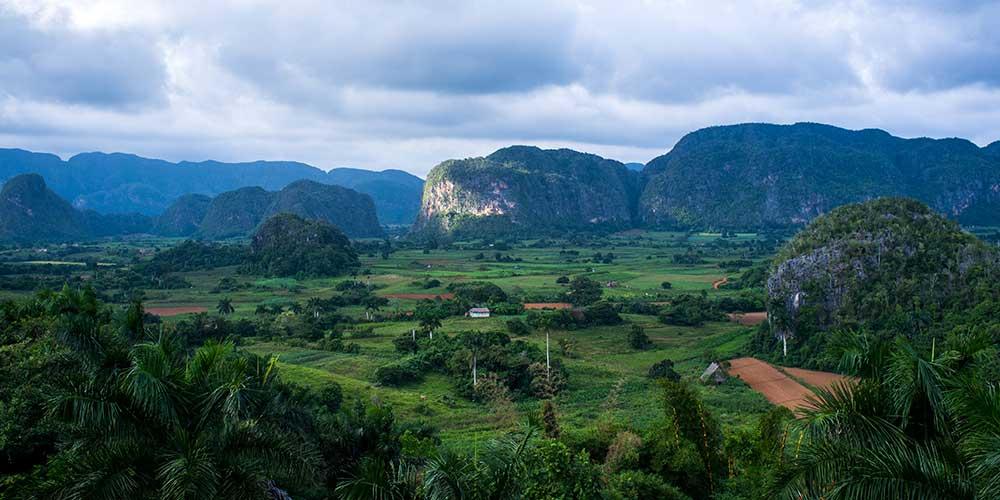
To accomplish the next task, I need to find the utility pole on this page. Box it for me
[546,330,551,379]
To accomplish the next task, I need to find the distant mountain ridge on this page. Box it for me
[0,174,382,242]
[0,174,153,242]
[0,149,423,225]
[412,123,999,237]
[640,123,1000,228]
[172,180,384,239]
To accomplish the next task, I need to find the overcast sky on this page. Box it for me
[1,0,998,176]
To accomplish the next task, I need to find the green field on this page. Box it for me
[0,230,778,446]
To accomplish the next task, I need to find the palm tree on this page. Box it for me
[47,331,321,498]
[306,297,325,318]
[423,427,535,499]
[772,330,999,499]
[216,297,235,315]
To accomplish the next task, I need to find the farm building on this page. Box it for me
[700,362,728,385]
[466,307,491,318]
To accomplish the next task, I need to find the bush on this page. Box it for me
[523,440,601,499]
[585,301,622,326]
[628,324,652,349]
[567,276,602,306]
[556,276,570,284]
[447,281,508,303]
[648,359,681,381]
[374,358,425,386]
[659,294,722,326]
[318,383,343,413]
[606,471,689,500]
[506,318,531,336]
[660,281,673,290]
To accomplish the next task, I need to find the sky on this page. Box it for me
[0,0,998,177]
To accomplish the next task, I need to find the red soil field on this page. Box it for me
[783,366,851,392]
[726,357,845,412]
[523,302,574,310]
[727,311,768,326]
[383,293,455,300]
[146,306,208,317]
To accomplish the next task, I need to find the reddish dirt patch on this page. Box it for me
[524,302,574,310]
[727,311,767,326]
[712,277,729,289]
[726,357,818,411]
[147,306,207,317]
[783,367,850,392]
[383,293,454,300]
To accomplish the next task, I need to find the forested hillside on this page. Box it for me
[197,181,384,239]
[640,123,1000,228]
[753,197,1000,367]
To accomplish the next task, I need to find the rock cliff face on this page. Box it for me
[766,198,999,345]
[640,123,1000,229]
[414,146,640,237]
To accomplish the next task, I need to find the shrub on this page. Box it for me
[506,318,531,336]
[628,324,652,349]
[374,358,425,386]
[585,301,622,326]
[606,471,689,500]
[648,359,681,381]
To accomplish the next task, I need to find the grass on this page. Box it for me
[0,230,777,446]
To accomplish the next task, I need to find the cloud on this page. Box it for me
[0,0,998,176]
[0,4,166,107]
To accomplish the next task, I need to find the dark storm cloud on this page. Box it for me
[0,8,166,107]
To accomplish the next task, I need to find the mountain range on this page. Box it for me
[415,123,1000,236]
[0,174,383,242]
[0,149,423,225]
[2,122,997,242]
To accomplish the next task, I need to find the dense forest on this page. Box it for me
[752,198,1000,368]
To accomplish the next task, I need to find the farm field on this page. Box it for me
[726,357,849,412]
[0,230,784,447]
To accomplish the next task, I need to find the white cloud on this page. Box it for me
[0,0,997,176]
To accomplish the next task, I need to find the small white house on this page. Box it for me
[467,307,491,318]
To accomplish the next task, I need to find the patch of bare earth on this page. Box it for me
[727,311,767,326]
[726,357,845,413]
[712,277,729,289]
[782,366,850,392]
[383,293,455,300]
[523,302,573,310]
[147,306,208,317]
